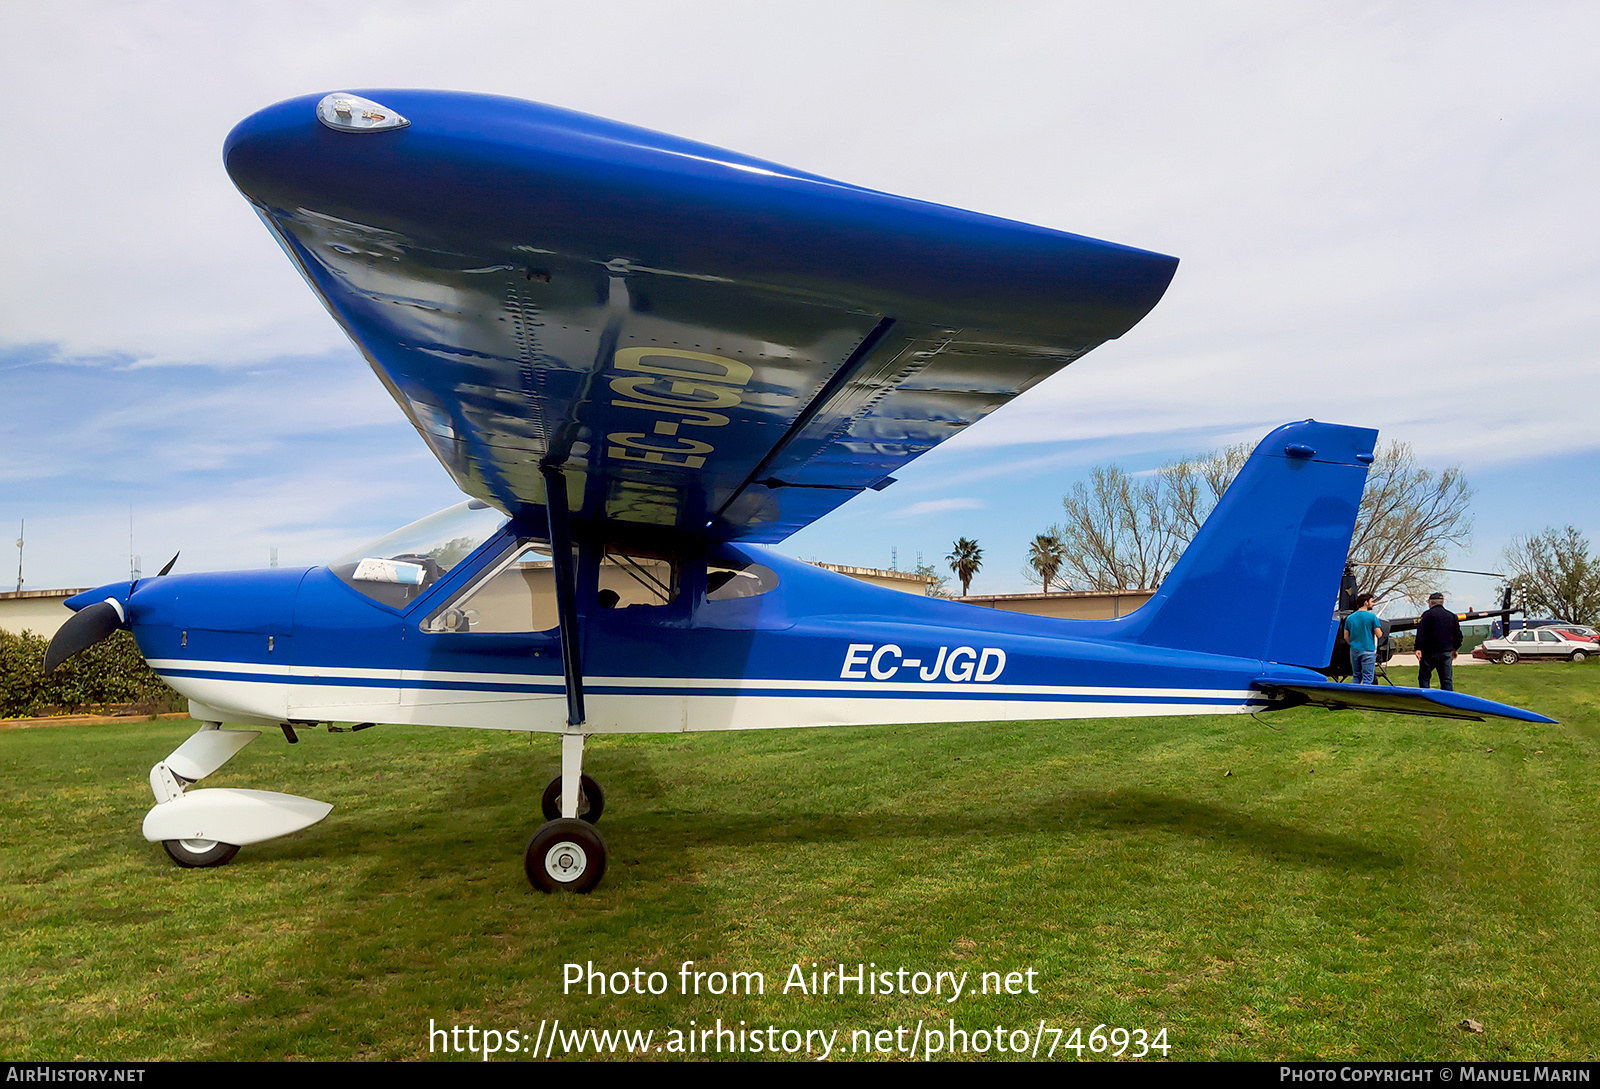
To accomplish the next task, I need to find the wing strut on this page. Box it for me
[542,465,585,727]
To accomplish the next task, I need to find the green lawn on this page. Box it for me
[2,663,1597,1061]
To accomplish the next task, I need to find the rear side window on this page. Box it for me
[706,562,779,601]
[598,549,679,609]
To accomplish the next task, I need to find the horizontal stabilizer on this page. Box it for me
[1253,677,1555,724]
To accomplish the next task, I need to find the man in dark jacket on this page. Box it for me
[1415,591,1463,691]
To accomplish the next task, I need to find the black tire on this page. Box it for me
[1572,650,1588,663]
[162,838,241,868]
[1501,651,1519,665]
[541,773,604,823]
[525,819,607,893]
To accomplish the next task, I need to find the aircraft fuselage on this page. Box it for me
[83,536,1288,737]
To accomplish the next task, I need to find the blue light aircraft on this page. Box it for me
[45,91,1551,893]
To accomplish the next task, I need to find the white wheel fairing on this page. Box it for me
[143,787,332,846]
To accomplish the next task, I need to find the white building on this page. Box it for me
[0,588,87,639]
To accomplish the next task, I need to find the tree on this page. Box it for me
[946,537,983,597]
[914,558,953,599]
[1052,465,1184,591]
[1160,443,1251,539]
[1502,526,1600,625]
[1345,444,1473,605]
[1025,531,1065,592]
[1045,440,1472,604]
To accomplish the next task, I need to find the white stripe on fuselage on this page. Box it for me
[147,659,1254,700]
[147,659,1262,734]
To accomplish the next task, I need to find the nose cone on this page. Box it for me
[65,582,134,612]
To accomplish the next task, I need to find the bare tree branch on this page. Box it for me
[1055,466,1182,591]
[1043,440,1472,605]
[1502,527,1600,624]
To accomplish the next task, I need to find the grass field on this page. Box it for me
[3,663,1598,1061]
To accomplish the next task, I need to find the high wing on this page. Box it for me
[225,91,1177,547]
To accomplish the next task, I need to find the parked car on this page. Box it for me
[1474,628,1594,664]
[1490,617,1568,637]
[1548,624,1599,644]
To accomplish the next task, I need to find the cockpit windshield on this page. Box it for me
[331,499,510,608]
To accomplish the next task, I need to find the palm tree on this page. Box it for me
[947,537,983,597]
[1028,531,1064,593]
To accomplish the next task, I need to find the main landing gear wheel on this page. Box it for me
[541,773,604,823]
[525,819,607,893]
[1500,651,1519,665]
[162,838,241,868]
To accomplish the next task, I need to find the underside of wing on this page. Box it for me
[225,90,1178,547]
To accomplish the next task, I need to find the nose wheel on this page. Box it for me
[162,838,241,868]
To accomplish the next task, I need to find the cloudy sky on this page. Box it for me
[3,1,1597,606]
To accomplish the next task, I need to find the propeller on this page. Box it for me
[43,552,178,674]
[128,552,179,597]
[43,599,125,675]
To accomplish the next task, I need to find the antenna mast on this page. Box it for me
[128,506,141,581]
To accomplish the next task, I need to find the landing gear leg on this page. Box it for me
[541,757,604,824]
[525,464,610,894]
[143,722,332,866]
[526,732,608,892]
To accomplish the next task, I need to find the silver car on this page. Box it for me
[1478,628,1593,664]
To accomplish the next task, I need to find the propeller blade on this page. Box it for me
[157,552,179,577]
[43,600,124,675]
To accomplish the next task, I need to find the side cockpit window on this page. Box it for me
[422,543,684,632]
[422,540,556,634]
[705,562,778,601]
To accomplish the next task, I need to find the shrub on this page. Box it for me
[0,628,185,719]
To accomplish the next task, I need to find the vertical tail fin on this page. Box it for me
[1119,420,1377,666]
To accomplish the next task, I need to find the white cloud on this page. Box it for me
[887,498,986,521]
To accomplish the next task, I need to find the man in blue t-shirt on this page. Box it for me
[1344,594,1383,685]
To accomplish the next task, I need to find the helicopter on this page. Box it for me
[1323,566,1520,679]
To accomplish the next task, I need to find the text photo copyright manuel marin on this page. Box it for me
[426,959,1173,1060]
[1278,1068,1595,1083]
